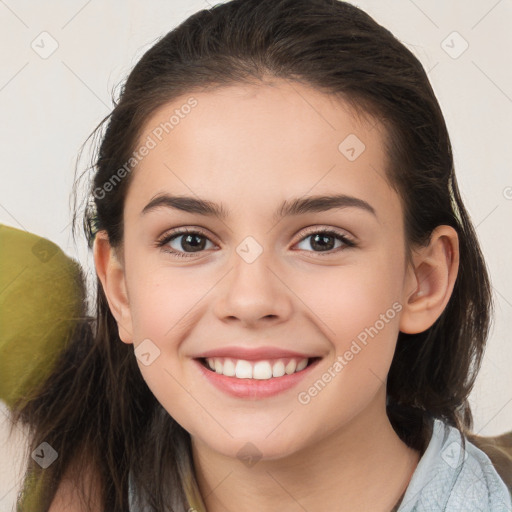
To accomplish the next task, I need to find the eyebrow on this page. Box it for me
[140,193,377,223]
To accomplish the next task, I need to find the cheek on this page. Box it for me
[294,256,404,341]
[291,259,405,402]
[295,266,403,422]
[129,284,171,341]
[126,258,199,341]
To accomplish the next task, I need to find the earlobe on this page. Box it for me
[399,226,459,335]
[93,230,134,344]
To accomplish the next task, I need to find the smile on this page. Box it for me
[201,356,312,379]
[195,356,322,399]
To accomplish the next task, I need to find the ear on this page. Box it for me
[93,230,134,344]
[399,225,459,334]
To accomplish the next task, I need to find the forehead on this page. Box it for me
[126,80,400,225]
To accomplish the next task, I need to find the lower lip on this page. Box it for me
[194,358,321,399]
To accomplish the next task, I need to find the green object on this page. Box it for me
[0,224,85,409]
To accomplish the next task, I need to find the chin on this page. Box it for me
[195,426,311,463]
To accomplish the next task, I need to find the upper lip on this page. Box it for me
[193,346,320,361]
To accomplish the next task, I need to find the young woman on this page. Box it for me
[9,0,512,510]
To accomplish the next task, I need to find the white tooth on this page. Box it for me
[285,359,297,375]
[272,360,285,377]
[235,359,253,379]
[214,359,223,374]
[223,358,236,377]
[207,358,215,370]
[253,361,273,380]
[296,358,308,371]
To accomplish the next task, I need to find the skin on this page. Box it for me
[94,79,459,511]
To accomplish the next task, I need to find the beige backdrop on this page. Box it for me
[1,0,511,508]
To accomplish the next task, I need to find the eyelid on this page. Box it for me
[156,226,216,245]
[294,225,356,245]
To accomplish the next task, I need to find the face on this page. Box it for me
[108,79,416,460]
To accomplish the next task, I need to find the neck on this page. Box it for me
[191,389,421,512]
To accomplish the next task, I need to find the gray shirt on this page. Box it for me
[395,419,512,511]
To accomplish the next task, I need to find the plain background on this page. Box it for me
[1,0,511,508]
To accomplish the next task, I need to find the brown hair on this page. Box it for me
[10,0,492,510]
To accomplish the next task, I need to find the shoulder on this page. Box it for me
[467,429,512,495]
[397,419,512,512]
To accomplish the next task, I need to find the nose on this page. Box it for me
[212,248,293,328]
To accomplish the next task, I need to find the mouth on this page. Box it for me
[195,355,321,399]
[197,356,321,380]
[192,346,324,399]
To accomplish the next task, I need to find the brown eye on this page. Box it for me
[295,229,355,254]
[171,233,209,252]
[156,229,215,258]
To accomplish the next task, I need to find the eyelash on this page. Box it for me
[155,227,356,259]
